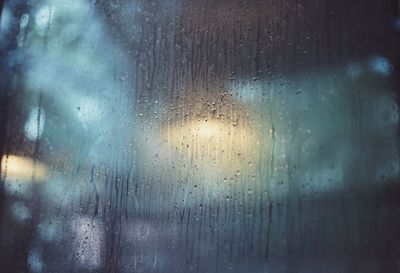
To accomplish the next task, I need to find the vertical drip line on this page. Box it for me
[265,87,275,261]
[90,165,99,217]
[32,94,43,182]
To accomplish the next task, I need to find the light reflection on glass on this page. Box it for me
[1,155,48,183]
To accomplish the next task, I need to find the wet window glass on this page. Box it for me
[0,1,399,272]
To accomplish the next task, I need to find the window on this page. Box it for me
[0,0,399,272]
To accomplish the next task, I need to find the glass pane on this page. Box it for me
[0,1,399,272]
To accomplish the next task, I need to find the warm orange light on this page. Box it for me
[162,118,260,174]
[191,120,222,139]
[1,155,48,183]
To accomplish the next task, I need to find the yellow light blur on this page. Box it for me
[162,118,260,174]
[192,121,221,139]
[1,155,48,183]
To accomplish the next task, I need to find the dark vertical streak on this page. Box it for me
[90,165,99,217]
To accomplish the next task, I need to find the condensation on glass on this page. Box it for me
[0,0,399,272]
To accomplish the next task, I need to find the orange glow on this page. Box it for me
[1,155,48,183]
[162,118,260,174]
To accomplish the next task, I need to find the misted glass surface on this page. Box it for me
[0,1,399,272]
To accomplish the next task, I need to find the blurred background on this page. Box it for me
[0,0,399,272]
